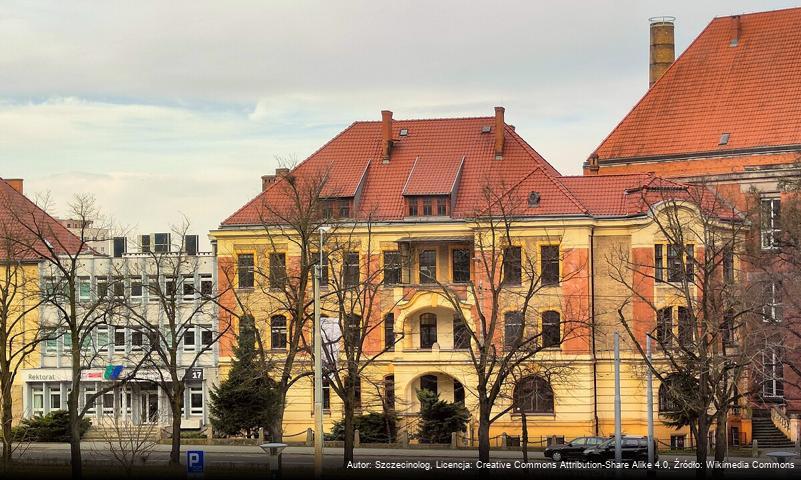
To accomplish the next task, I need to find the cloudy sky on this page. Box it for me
[1,0,797,246]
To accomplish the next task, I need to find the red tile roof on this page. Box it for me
[0,178,85,261]
[402,156,464,196]
[592,7,801,163]
[221,113,736,226]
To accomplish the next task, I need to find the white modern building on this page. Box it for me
[21,232,219,433]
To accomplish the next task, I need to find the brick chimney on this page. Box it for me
[261,168,291,191]
[381,110,393,163]
[4,179,23,194]
[730,15,741,46]
[649,16,675,88]
[494,106,505,159]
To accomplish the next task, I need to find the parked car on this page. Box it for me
[544,436,605,462]
[582,436,658,462]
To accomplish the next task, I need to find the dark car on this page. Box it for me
[582,436,658,463]
[544,436,605,462]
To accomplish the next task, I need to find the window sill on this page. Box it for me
[510,412,555,418]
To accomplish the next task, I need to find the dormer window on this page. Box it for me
[406,195,449,218]
[321,198,353,219]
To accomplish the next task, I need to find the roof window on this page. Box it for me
[528,192,541,207]
[719,133,730,145]
[481,126,491,134]
[399,128,408,136]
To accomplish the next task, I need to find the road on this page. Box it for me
[10,443,800,479]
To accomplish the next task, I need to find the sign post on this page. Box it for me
[187,450,204,477]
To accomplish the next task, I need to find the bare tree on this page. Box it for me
[216,163,335,442]
[3,192,150,479]
[122,221,228,467]
[0,190,59,467]
[320,218,406,465]
[430,182,587,462]
[92,415,157,478]
[607,183,757,468]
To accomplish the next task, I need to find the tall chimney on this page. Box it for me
[649,16,675,88]
[730,15,741,46]
[261,168,290,191]
[381,110,393,163]
[494,106,505,159]
[4,179,23,194]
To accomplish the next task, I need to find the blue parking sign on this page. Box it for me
[187,450,204,474]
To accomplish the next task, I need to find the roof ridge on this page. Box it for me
[713,5,801,20]
[353,115,495,124]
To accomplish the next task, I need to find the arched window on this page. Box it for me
[513,375,554,414]
[541,311,560,348]
[420,313,437,349]
[384,313,395,351]
[270,315,287,349]
[659,376,681,413]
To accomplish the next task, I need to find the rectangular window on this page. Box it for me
[154,233,170,253]
[49,390,61,411]
[504,311,523,349]
[165,277,177,297]
[189,386,203,416]
[503,246,522,285]
[44,327,58,354]
[722,310,735,346]
[62,328,72,352]
[677,306,692,348]
[654,245,664,282]
[422,198,433,216]
[102,392,115,415]
[183,327,196,352]
[114,328,126,353]
[408,198,418,217]
[96,325,110,353]
[763,280,783,322]
[322,379,331,410]
[667,244,682,282]
[452,249,471,283]
[97,278,109,299]
[656,307,673,347]
[384,313,395,351]
[761,198,781,249]
[113,237,127,258]
[453,316,470,349]
[542,311,561,348]
[140,235,151,253]
[182,275,195,301]
[78,277,91,302]
[344,252,360,287]
[540,245,559,286]
[184,235,199,256]
[670,435,686,450]
[383,251,402,285]
[763,348,784,398]
[112,277,125,298]
[419,250,436,284]
[237,254,255,289]
[200,275,213,296]
[723,247,734,283]
[436,198,447,216]
[131,329,143,352]
[269,253,287,288]
[270,316,287,350]
[200,326,213,347]
[338,200,350,218]
[420,314,437,349]
[84,387,97,415]
[131,279,143,299]
[32,386,45,416]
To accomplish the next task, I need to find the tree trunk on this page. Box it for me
[343,397,355,466]
[714,409,727,462]
[69,352,82,480]
[695,415,709,472]
[521,412,528,463]
[477,399,491,462]
[169,384,185,467]
[1,385,12,468]
[268,391,286,442]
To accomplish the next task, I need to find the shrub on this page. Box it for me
[13,410,91,442]
[417,389,469,444]
[329,412,397,443]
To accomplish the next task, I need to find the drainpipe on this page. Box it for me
[590,226,600,436]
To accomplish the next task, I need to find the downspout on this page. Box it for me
[590,225,600,435]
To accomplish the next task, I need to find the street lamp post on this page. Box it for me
[313,226,329,479]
